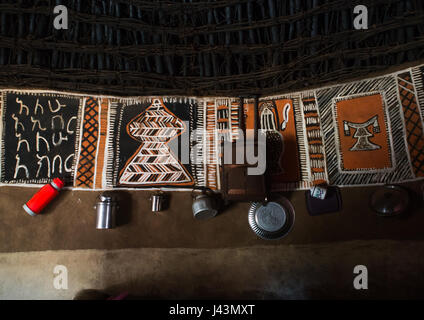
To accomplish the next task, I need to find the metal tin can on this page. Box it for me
[150,192,166,212]
[94,193,118,229]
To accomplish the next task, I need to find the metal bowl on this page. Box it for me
[248,197,295,240]
[369,185,410,216]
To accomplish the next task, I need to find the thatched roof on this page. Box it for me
[1,0,423,96]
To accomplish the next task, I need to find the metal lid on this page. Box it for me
[98,192,118,202]
[248,198,295,240]
[369,185,410,216]
[194,208,218,220]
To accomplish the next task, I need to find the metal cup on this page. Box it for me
[94,193,119,229]
[150,192,166,212]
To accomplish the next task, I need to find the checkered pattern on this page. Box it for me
[397,72,424,177]
[75,98,99,187]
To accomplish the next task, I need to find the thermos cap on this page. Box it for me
[23,203,37,216]
[51,178,65,190]
[99,192,118,202]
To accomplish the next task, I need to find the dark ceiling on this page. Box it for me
[0,0,423,96]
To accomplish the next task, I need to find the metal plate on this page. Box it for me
[369,185,410,216]
[255,202,287,232]
[248,197,295,240]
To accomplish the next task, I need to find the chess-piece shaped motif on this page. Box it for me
[343,115,381,151]
[119,99,193,186]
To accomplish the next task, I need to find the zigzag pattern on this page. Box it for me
[119,99,193,186]
[3,64,424,191]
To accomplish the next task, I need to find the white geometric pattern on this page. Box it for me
[119,99,192,185]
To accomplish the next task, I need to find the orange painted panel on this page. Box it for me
[245,99,301,182]
[335,94,392,171]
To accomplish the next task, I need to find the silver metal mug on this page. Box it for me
[94,193,119,229]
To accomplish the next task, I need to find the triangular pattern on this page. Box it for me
[119,99,193,185]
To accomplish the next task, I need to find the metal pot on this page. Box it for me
[369,185,410,216]
[192,194,218,220]
[94,192,119,229]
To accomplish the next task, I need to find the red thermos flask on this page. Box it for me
[23,178,65,216]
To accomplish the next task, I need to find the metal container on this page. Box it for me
[248,197,295,240]
[369,185,410,216]
[192,194,218,220]
[151,192,166,212]
[94,193,119,229]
